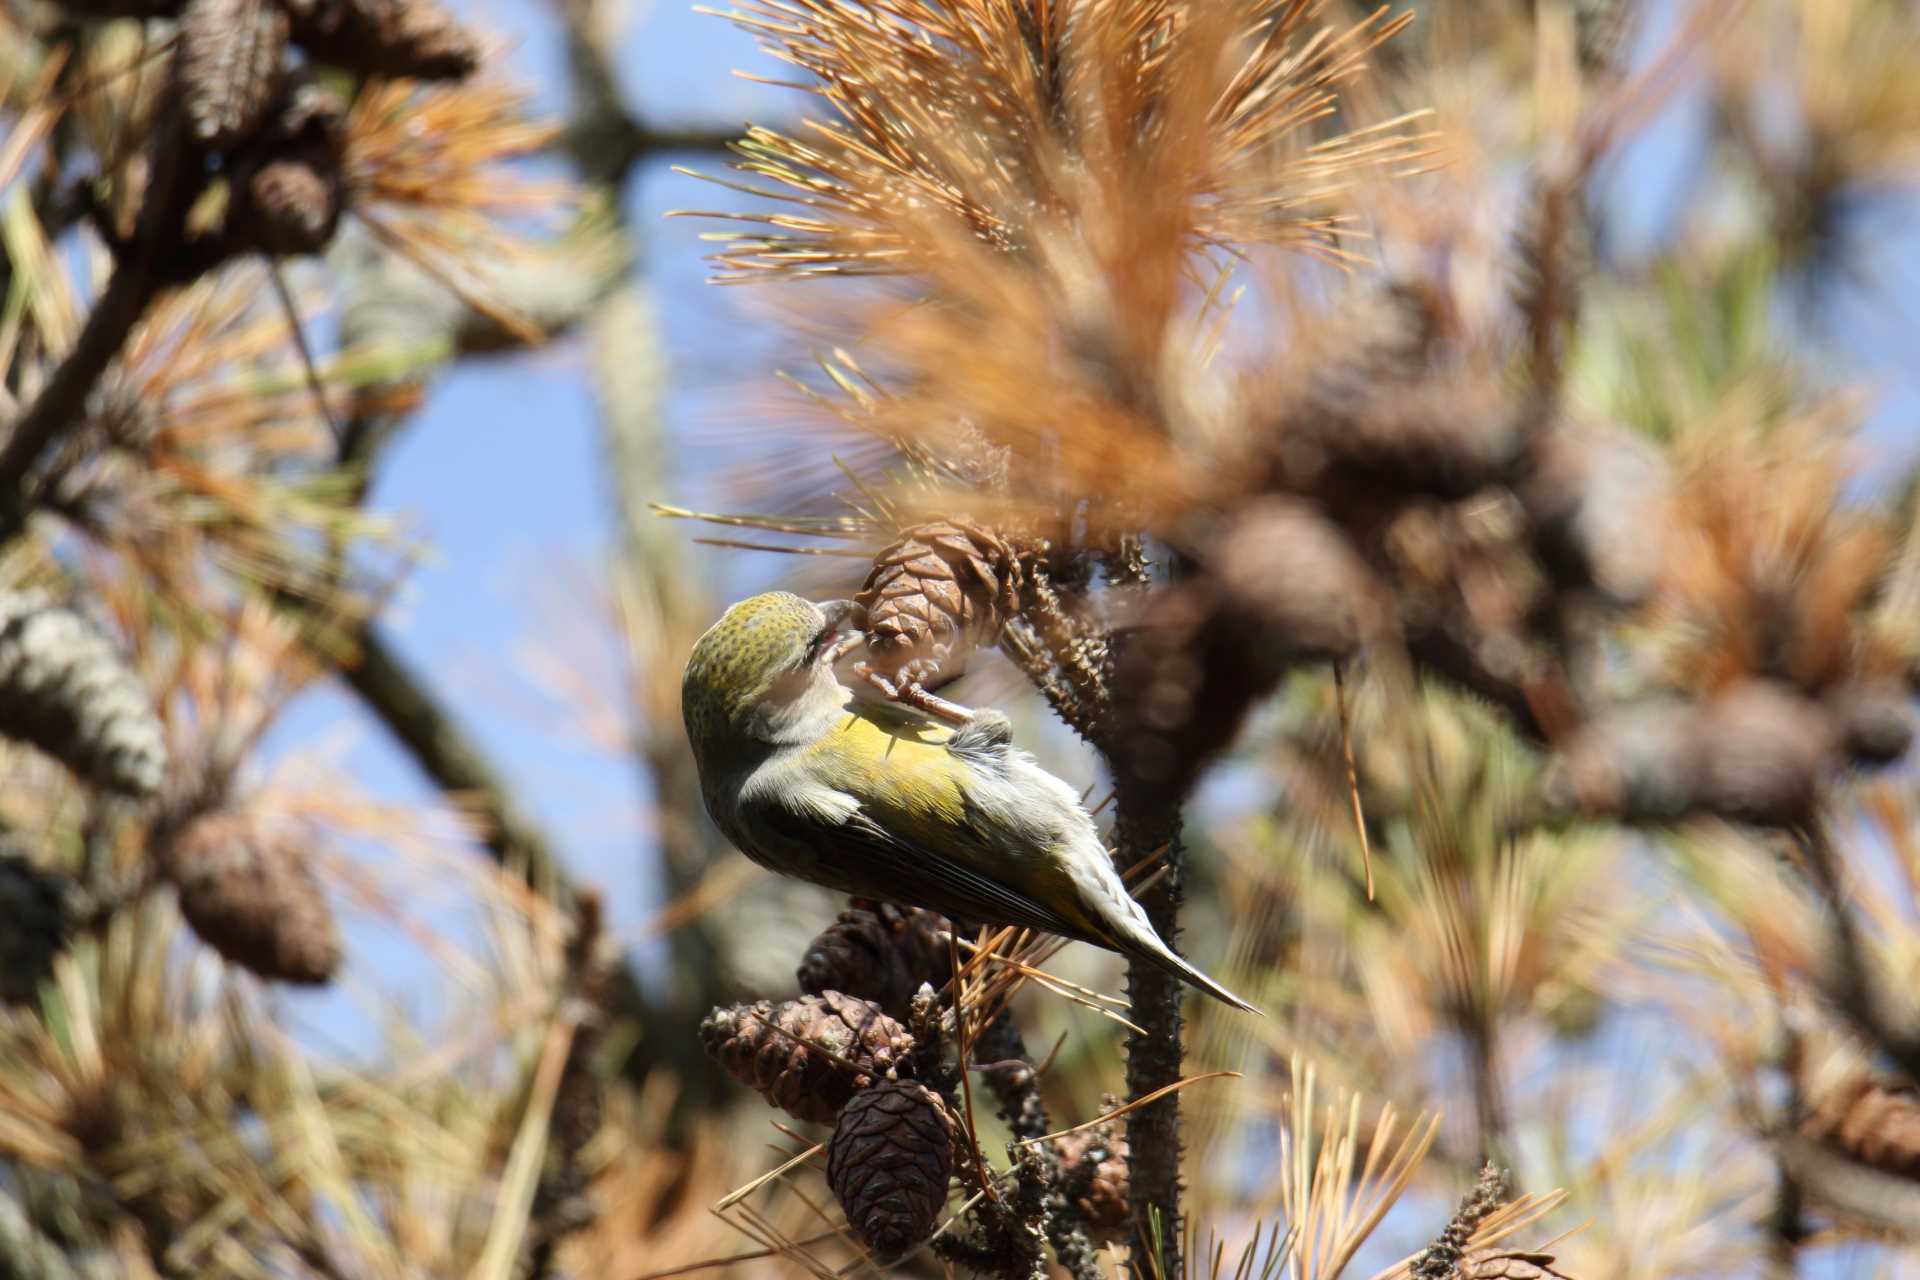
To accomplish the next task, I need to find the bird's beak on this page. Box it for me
[815,600,867,664]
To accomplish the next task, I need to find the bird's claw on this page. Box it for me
[853,659,975,725]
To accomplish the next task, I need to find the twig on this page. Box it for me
[557,0,739,190]
[1795,823,1920,1087]
[972,1017,1104,1280]
[0,209,162,544]
[0,103,218,550]
[1773,1134,1920,1238]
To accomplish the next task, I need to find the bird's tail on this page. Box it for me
[1112,925,1260,1015]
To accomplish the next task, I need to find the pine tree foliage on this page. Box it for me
[8,0,1920,1277]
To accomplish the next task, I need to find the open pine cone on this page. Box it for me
[797,899,952,1021]
[699,991,914,1124]
[162,810,342,985]
[855,517,1022,686]
[1799,1070,1920,1177]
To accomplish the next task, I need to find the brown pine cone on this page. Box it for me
[0,850,74,1005]
[855,518,1022,685]
[797,900,952,1020]
[1054,1126,1129,1242]
[828,1080,956,1261]
[1543,681,1839,828]
[283,0,479,80]
[162,811,341,985]
[699,992,914,1124]
[1460,1249,1574,1279]
[226,80,347,258]
[1800,1073,1920,1177]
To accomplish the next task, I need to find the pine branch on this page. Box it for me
[1117,790,1187,1280]
[1797,823,1920,1088]
[338,623,570,896]
[557,0,738,191]
[0,117,201,547]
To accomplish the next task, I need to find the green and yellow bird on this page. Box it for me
[681,591,1254,1012]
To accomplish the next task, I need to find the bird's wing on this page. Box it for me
[744,714,1097,940]
[743,786,1091,939]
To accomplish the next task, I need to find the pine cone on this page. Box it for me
[177,0,289,148]
[856,518,1022,683]
[1800,1073,1920,1177]
[284,0,479,80]
[1412,1165,1511,1279]
[0,594,166,798]
[699,992,914,1124]
[1824,683,1914,767]
[227,80,346,258]
[1054,1126,1129,1242]
[828,1080,956,1261]
[797,900,952,1020]
[0,850,74,1005]
[1460,1249,1574,1279]
[1544,682,1839,827]
[162,811,342,985]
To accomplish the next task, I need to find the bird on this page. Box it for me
[681,590,1255,1012]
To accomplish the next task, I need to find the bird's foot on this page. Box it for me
[854,659,975,724]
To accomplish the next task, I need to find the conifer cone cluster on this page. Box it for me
[60,0,479,270]
[1409,1165,1577,1280]
[855,518,1023,690]
[0,849,75,1005]
[151,0,477,86]
[827,1080,957,1262]
[698,992,915,1124]
[1053,1125,1130,1242]
[161,810,342,985]
[0,594,166,798]
[797,899,953,1021]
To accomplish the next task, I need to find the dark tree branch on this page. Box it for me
[973,1017,1104,1280]
[1117,790,1187,1280]
[0,117,196,545]
[338,622,571,898]
[1797,823,1920,1088]
[557,0,739,190]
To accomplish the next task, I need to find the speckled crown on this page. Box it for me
[682,592,824,750]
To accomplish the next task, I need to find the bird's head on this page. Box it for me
[682,592,866,757]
